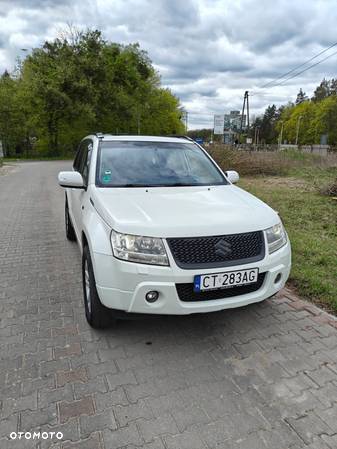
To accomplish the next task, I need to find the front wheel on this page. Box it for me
[82,245,115,329]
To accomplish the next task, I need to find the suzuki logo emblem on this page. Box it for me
[214,239,232,257]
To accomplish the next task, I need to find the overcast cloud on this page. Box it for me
[1,0,336,128]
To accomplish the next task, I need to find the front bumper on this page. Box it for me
[93,240,291,315]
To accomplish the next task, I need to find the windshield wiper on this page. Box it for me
[159,183,193,187]
[115,184,150,187]
[113,183,200,188]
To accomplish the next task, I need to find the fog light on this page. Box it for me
[145,291,159,303]
[274,273,282,284]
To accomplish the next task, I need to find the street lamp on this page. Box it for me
[295,115,303,146]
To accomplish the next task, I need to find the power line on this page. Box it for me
[186,42,337,121]
[258,41,337,89]
[250,47,337,98]
[276,48,337,86]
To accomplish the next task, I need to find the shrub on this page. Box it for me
[207,146,291,176]
[207,145,337,177]
[320,178,337,197]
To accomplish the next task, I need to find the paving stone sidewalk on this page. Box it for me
[0,161,337,449]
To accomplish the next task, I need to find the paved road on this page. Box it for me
[1,161,337,449]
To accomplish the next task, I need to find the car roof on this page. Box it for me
[87,134,193,144]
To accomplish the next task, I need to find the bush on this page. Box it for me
[206,145,337,177]
[207,146,292,176]
[320,178,337,197]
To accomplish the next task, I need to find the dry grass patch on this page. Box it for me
[207,145,337,177]
[320,178,337,197]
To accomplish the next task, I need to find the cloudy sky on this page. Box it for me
[1,0,337,128]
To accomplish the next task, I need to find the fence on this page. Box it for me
[206,143,336,155]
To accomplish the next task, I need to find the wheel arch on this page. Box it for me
[82,231,89,251]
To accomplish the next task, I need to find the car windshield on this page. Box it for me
[96,141,227,187]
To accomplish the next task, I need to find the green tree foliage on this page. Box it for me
[312,78,330,102]
[0,70,30,156]
[187,129,213,141]
[253,78,337,145]
[0,29,184,157]
[251,104,282,143]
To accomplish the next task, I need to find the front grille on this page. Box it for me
[176,273,266,302]
[167,231,265,269]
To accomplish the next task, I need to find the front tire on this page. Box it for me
[82,245,114,329]
[65,199,76,242]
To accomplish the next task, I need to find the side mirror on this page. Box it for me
[225,170,240,184]
[58,171,84,189]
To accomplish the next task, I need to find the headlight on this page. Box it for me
[110,230,169,266]
[265,222,287,254]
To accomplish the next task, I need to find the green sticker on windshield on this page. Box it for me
[102,170,111,183]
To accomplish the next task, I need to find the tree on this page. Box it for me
[281,101,315,145]
[312,78,330,102]
[0,72,29,156]
[295,88,308,105]
[1,29,184,156]
[311,96,337,145]
[248,77,337,146]
[330,79,337,96]
[187,129,213,141]
[258,104,279,143]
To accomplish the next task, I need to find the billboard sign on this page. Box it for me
[214,115,224,135]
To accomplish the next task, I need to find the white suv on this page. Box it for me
[58,135,291,328]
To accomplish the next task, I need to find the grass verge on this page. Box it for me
[209,146,337,313]
[239,168,337,314]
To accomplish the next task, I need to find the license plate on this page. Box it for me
[194,268,259,292]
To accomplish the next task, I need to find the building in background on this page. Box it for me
[223,110,246,144]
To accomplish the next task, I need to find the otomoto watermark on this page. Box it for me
[9,431,63,440]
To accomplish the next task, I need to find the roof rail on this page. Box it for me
[166,135,194,141]
[95,132,104,139]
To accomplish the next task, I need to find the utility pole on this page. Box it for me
[240,91,250,138]
[295,115,303,146]
[246,92,250,130]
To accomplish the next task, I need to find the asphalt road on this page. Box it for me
[0,161,337,449]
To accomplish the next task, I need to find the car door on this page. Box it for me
[66,141,85,239]
[71,139,93,238]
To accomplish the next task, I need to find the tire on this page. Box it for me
[82,245,115,329]
[65,199,76,242]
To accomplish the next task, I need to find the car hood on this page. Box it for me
[91,185,279,238]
